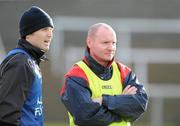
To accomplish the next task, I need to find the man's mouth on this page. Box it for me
[44,40,50,43]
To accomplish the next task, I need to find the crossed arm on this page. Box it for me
[93,85,138,105]
[61,74,148,125]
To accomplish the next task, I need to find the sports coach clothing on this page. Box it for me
[0,39,44,126]
[69,61,130,126]
[60,48,148,126]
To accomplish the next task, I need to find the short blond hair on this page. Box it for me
[87,23,115,38]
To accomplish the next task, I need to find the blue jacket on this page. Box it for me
[0,39,44,126]
[60,48,148,126]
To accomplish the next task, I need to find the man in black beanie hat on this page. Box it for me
[0,6,54,126]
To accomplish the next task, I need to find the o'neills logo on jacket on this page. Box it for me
[102,85,112,89]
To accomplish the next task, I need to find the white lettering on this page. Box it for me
[35,97,43,116]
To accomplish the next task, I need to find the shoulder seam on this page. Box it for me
[1,54,19,76]
[0,53,27,76]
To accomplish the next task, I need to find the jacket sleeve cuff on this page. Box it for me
[102,95,109,107]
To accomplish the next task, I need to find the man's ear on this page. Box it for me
[86,37,91,48]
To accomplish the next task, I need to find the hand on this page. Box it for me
[92,97,102,105]
[122,85,137,95]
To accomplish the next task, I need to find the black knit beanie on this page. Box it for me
[19,6,54,38]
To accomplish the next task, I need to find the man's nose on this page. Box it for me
[47,30,53,37]
[108,43,116,50]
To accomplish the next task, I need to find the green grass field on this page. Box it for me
[45,122,68,126]
[45,122,177,126]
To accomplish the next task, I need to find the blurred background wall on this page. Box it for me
[0,0,180,126]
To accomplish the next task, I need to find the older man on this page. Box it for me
[60,23,148,126]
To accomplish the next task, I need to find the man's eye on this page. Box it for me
[113,42,116,45]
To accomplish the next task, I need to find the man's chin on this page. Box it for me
[106,57,114,61]
[41,48,49,52]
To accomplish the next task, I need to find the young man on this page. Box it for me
[0,6,54,126]
[60,23,148,126]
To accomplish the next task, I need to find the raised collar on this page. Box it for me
[83,47,114,75]
[17,39,46,64]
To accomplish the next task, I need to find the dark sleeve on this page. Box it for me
[102,71,148,122]
[0,54,35,125]
[61,76,120,126]
[0,120,18,126]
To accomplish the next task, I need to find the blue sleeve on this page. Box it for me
[61,76,120,126]
[102,71,148,122]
